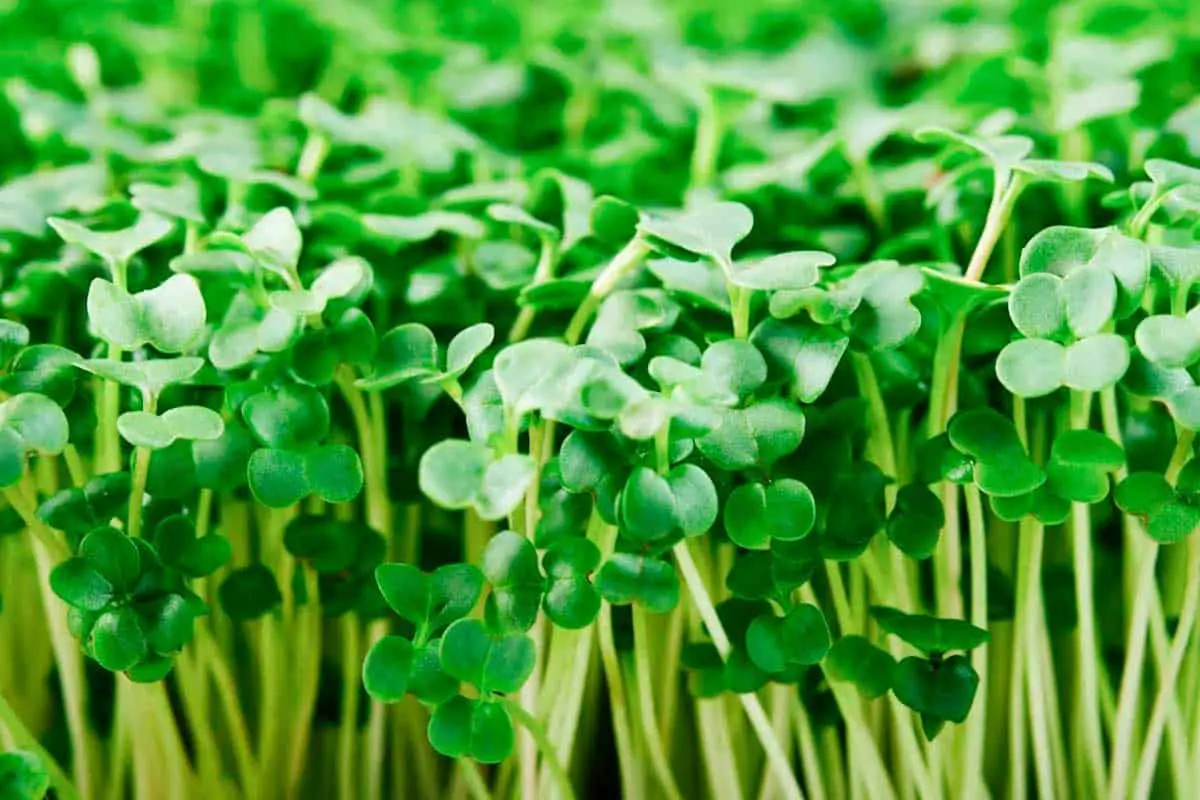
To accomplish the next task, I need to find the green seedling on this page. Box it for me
[0,9,1197,800]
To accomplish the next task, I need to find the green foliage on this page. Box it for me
[0,750,49,799]
[870,606,990,654]
[0,5,1197,798]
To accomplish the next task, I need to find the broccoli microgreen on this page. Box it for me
[0,7,1197,800]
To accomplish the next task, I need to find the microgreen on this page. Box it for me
[0,9,1198,800]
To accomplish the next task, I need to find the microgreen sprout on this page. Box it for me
[0,6,1199,800]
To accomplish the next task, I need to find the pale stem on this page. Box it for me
[674,540,806,800]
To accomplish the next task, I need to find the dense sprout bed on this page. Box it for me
[1,1,1199,799]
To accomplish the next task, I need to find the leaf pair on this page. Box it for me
[724,479,816,549]
[997,334,1129,398]
[483,531,602,631]
[1018,226,1149,319]
[1115,469,1200,543]
[268,256,372,317]
[419,440,535,521]
[887,484,946,559]
[986,429,1124,521]
[619,465,719,544]
[946,410,1043,497]
[745,603,831,673]
[770,261,924,351]
[1008,269,1117,340]
[48,213,173,272]
[870,606,990,654]
[86,274,206,353]
[247,445,364,508]
[649,338,767,406]
[357,323,493,392]
[725,545,820,605]
[892,655,981,740]
[594,552,680,613]
[117,406,224,450]
[697,398,806,471]
[77,357,205,400]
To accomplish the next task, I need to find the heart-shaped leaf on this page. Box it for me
[440,618,536,694]
[995,338,1065,398]
[594,553,679,613]
[0,393,70,486]
[418,440,536,522]
[218,564,282,621]
[1008,273,1066,338]
[481,531,544,633]
[427,696,514,764]
[1135,314,1200,369]
[117,406,224,450]
[362,635,415,703]
[618,464,718,543]
[989,485,1072,526]
[892,654,980,738]
[1,345,83,406]
[700,339,767,400]
[48,213,173,269]
[948,409,1045,497]
[826,635,896,698]
[376,562,484,638]
[1019,226,1148,318]
[751,318,849,403]
[887,484,946,559]
[850,262,925,350]
[246,445,364,508]
[1115,472,1200,543]
[357,324,439,390]
[639,202,753,265]
[729,251,835,291]
[79,526,141,591]
[77,357,204,398]
[1064,334,1130,392]
[870,606,989,654]
[745,603,831,672]
[698,399,806,470]
[493,339,576,415]
[91,606,148,671]
[50,557,115,612]
[241,207,302,277]
[192,424,254,492]
[1046,430,1125,503]
[408,639,460,705]
[242,384,330,449]
[723,479,816,549]
[541,538,601,629]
